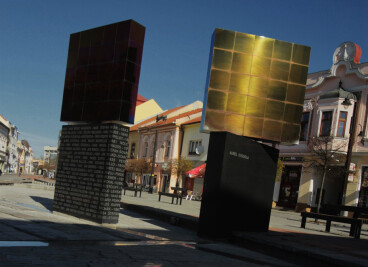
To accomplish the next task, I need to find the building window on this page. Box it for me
[320,111,332,136]
[299,112,310,141]
[165,140,171,157]
[143,142,148,158]
[130,143,135,158]
[336,111,347,137]
[189,140,202,155]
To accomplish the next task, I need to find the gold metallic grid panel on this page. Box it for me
[231,52,252,74]
[270,60,290,81]
[248,77,268,98]
[243,117,263,138]
[286,84,305,103]
[283,104,303,124]
[292,44,311,65]
[253,36,274,58]
[289,64,308,84]
[282,124,300,144]
[205,111,225,131]
[212,49,233,70]
[265,100,285,120]
[263,120,283,141]
[214,29,235,50]
[207,90,227,111]
[225,114,244,136]
[209,70,230,90]
[226,93,247,114]
[234,32,255,54]
[202,28,310,145]
[229,73,250,94]
[245,96,266,117]
[267,81,287,101]
[273,40,292,61]
[251,56,271,77]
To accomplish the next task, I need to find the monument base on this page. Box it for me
[53,123,128,224]
[198,132,279,238]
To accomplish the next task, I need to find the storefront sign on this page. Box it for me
[281,156,303,162]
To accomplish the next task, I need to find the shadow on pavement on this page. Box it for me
[30,196,54,211]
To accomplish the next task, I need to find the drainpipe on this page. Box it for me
[342,93,360,208]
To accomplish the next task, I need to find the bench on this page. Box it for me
[123,184,142,197]
[301,212,366,239]
[322,204,368,219]
[158,192,183,205]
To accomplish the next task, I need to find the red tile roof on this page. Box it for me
[136,94,148,106]
[182,116,202,125]
[130,105,184,131]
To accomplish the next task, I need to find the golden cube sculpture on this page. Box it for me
[200,28,311,145]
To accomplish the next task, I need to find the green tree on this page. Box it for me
[168,156,194,187]
[125,158,150,183]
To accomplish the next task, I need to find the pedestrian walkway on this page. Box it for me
[0,182,367,266]
[120,190,368,266]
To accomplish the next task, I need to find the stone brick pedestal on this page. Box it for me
[53,123,128,224]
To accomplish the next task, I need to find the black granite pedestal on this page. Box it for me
[198,131,279,238]
[53,123,128,224]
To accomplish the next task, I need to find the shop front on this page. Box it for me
[277,165,302,208]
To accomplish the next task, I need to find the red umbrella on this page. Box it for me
[185,163,206,178]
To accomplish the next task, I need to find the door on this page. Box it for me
[358,167,368,207]
[278,166,301,208]
[161,174,170,193]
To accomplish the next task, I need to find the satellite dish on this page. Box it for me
[195,146,204,155]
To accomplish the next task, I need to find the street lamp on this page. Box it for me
[148,114,167,193]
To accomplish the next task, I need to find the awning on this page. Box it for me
[185,163,206,178]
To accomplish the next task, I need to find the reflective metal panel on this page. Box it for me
[226,93,247,114]
[231,52,252,74]
[243,117,263,137]
[245,96,266,117]
[229,73,250,94]
[292,44,311,65]
[286,84,305,103]
[225,114,244,135]
[234,32,255,54]
[263,120,283,141]
[267,81,287,101]
[265,100,284,120]
[214,29,235,50]
[207,90,227,111]
[251,56,271,77]
[270,60,290,81]
[212,49,233,70]
[209,70,230,90]
[273,40,292,61]
[248,77,268,98]
[201,28,310,145]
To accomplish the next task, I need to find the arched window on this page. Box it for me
[130,143,136,158]
[165,140,171,158]
[143,142,148,158]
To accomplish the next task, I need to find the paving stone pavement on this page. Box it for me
[0,178,367,266]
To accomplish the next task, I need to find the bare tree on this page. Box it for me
[304,136,347,214]
[167,156,194,187]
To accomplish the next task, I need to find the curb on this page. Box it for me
[120,201,367,267]
[120,201,198,231]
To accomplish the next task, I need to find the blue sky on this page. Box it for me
[1,0,367,157]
